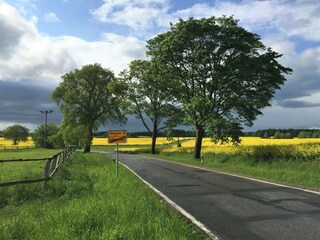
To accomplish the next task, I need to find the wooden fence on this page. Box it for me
[0,146,75,188]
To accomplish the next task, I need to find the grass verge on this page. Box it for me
[0,152,209,240]
[143,152,320,192]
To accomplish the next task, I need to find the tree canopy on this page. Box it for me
[121,59,181,154]
[32,123,58,149]
[147,16,292,158]
[52,63,127,153]
[3,124,29,145]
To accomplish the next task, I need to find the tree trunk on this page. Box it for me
[151,123,157,154]
[194,125,204,159]
[84,125,93,153]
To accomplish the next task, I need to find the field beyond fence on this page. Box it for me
[0,146,75,188]
[0,137,35,150]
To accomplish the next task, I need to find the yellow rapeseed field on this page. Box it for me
[0,137,34,147]
[164,137,320,160]
[2,136,319,160]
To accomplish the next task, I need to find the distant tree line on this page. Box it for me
[244,129,320,139]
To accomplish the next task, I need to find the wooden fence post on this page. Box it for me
[50,155,57,173]
[56,153,61,166]
[43,159,51,189]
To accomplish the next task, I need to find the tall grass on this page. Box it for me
[0,152,209,240]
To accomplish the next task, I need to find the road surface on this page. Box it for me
[110,153,320,240]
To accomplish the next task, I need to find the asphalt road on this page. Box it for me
[114,153,320,240]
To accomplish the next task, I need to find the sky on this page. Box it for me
[0,0,319,132]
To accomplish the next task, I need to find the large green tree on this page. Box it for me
[121,60,181,154]
[3,124,29,145]
[52,63,126,153]
[147,16,292,159]
[61,122,87,149]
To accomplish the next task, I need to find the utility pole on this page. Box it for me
[40,110,53,148]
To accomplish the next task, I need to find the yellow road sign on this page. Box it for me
[108,130,127,143]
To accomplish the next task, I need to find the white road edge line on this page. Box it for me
[140,155,320,196]
[120,162,219,240]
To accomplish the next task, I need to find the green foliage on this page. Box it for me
[246,129,320,138]
[32,123,59,148]
[147,16,292,158]
[273,131,293,139]
[311,131,320,138]
[49,129,65,148]
[273,131,284,139]
[121,60,183,154]
[61,123,87,148]
[52,63,127,153]
[3,125,29,145]
[284,133,293,139]
[298,131,311,138]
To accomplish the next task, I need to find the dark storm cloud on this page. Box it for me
[276,99,320,108]
[102,115,150,132]
[0,81,148,132]
[273,47,320,108]
[0,81,62,128]
[275,72,319,101]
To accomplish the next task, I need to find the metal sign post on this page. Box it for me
[116,143,119,177]
[108,130,127,177]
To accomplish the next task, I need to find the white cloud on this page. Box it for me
[91,0,320,42]
[45,12,60,23]
[167,0,320,43]
[55,33,146,74]
[90,0,169,33]
[0,2,75,86]
[0,1,146,88]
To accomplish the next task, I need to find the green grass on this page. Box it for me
[0,149,62,183]
[0,152,209,240]
[0,148,61,160]
[143,152,320,191]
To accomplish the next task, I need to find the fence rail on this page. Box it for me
[0,146,75,188]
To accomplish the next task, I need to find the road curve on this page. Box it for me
[112,153,320,240]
